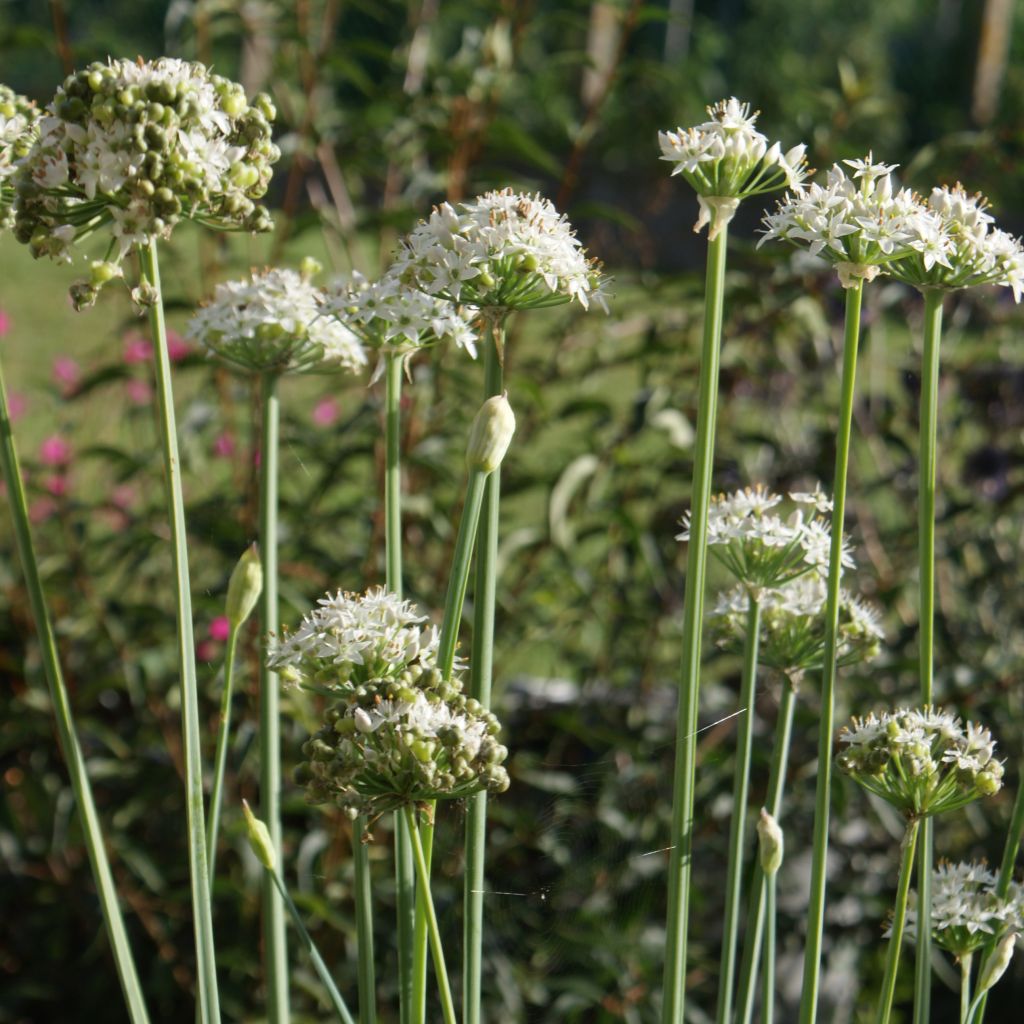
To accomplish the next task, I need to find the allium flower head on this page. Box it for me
[760,154,926,288]
[0,85,40,231]
[295,683,509,819]
[323,268,478,376]
[891,185,1024,299]
[268,585,460,694]
[187,266,367,375]
[901,861,1023,958]
[837,706,1004,817]
[709,574,883,676]
[677,484,853,589]
[394,188,608,314]
[658,97,809,239]
[12,58,280,307]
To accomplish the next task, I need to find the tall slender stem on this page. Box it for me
[463,322,505,1024]
[763,872,776,1024]
[138,238,220,1024]
[735,678,797,1024]
[207,625,241,881]
[662,226,729,1023]
[798,280,864,1024]
[972,763,1024,1023]
[259,371,289,1023]
[353,828,376,1024]
[405,807,458,1024]
[715,593,762,1024]
[0,356,152,1024]
[914,287,943,1024]
[267,866,356,1024]
[384,351,407,1024]
[960,953,974,1024]
[875,820,921,1024]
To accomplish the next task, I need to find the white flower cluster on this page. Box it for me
[187,266,366,375]
[838,706,1004,816]
[892,185,1024,299]
[12,58,279,307]
[709,574,883,675]
[902,861,1022,957]
[393,188,608,313]
[269,585,456,690]
[677,484,852,589]
[0,85,39,230]
[760,155,927,288]
[297,683,509,819]
[658,97,808,238]
[323,269,479,371]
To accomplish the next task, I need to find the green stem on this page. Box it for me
[353,826,376,1024]
[259,371,289,1024]
[972,762,1024,1023]
[207,625,240,881]
[763,873,776,1024]
[138,238,220,1024]
[662,225,729,1024]
[0,356,151,1024]
[735,678,797,1024]
[715,593,762,1024]
[405,807,457,1024]
[914,288,943,1024]
[463,325,505,1024]
[875,820,921,1024]
[268,866,356,1024]
[798,280,864,1024]
[384,351,407,1024]
[960,953,973,1024]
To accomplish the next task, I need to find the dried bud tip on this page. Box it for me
[466,392,516,473]
[242,799,276,871]
[226,543,262,627]
[757,808,784,875]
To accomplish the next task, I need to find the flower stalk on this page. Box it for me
[207,622,240,878]
[715,592,762,1024]
[876,820,921,1024]
[798,279,864,1024]
[138,237,221,1024]
[662,225,729,1023]
[0,354,152,1024]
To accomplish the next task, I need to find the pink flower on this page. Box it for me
[44,475,69,497]
[195,640,217,663]
[0,309,11,337]
[125,378,152,405]
[123,333,153,364]
[52,356,81,393]
[212,432,236,458]
[6,392,27,422]
[312,396,340,427]
[39,435,72,466]
[111,485,136,510]
[253,447,261,468]
[166,331,192,361]
[30,498,57,523]
[209,616,231,642]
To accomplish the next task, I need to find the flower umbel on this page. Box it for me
[658,97,809,238]
[0,84,39,231]
[12,58,279,307]
[394,188,608,312]
[187,266,366,375]
[837,706,1004,817]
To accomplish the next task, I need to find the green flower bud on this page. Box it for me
[466,392,516,473]
[757,808,784,875]
[241,799,276,871]
[299,256,323,281]
[89,260,121,286]
[976,930,1016,995]
[226,543,262,627]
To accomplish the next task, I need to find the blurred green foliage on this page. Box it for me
[3,1,1024,1022]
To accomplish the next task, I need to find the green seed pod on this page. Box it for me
[241,799,276,871]
[226,543,262,627]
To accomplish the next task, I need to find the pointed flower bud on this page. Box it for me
[241,799,275,871]
[226,543,262,627]
[977,931,1016,995]
[466,392,515,474]
[757,808,784,876]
